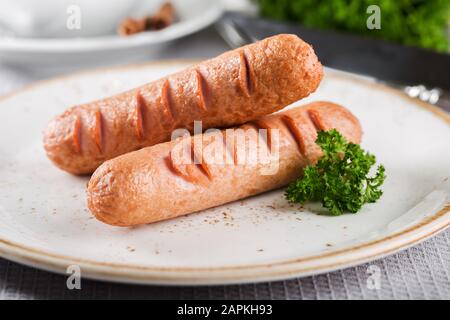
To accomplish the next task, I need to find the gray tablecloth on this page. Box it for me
[0,27,449,300]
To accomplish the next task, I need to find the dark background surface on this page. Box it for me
[228,13,450,90]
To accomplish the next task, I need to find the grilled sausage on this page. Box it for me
[43,34,323,175]
[87,101,362,226]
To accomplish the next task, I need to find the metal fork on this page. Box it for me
[215,17,257,49]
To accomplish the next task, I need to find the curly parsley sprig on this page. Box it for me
[285,129,386,216]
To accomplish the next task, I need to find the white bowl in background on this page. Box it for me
[0,0,223,67]
[0,0,151,38]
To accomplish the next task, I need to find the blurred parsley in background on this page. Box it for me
[257,0,450,52]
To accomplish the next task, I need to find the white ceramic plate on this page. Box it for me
[0,62,449,285]
[0,0,223,66]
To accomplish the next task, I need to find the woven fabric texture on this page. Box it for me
[1,229,449,299]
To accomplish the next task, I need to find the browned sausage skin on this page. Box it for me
[87,102,362,227]
[43,34,323,175]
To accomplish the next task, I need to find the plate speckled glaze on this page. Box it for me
[0,62,449,285]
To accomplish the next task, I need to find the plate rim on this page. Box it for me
[0,61,449,285]
[0,1,223,52]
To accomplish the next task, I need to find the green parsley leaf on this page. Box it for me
[257,0,450,53]
[285,129,386,215]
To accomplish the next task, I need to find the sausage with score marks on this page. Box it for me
[87,101,362,226]
[44,34,323,174]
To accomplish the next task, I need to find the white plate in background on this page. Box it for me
[0,62,449,285]
[0,0,223,67]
